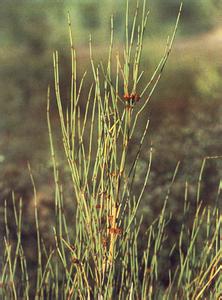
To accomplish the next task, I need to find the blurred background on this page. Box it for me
[0,0,222,288]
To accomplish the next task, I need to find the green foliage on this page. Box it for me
[0,2,221,299]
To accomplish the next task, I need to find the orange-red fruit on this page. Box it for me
[123,93,131,101]
[109,227,122,235]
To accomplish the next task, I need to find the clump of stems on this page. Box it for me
[0,1,221,299]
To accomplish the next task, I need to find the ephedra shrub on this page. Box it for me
[1,1,221,299]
